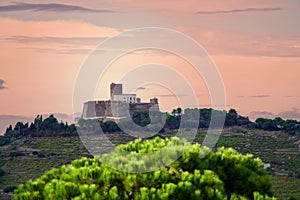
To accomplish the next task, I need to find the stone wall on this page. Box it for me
[82,100,159,119]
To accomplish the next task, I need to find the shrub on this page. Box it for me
[0,168,5,177]
[14,137,276,200]
[9,152,25,157]
[3,186,17,193]
[37,152,46,158]
[0,136,11,146]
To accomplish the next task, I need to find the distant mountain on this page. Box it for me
[249,108,300,121]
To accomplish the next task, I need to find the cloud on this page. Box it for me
[0,2,116,13]
[5,35,106,45]
[238,95,272,98]
[0,79,7,90]
[250,111,274,116]
[176,26,300,57]
[285,95,300,98]
[16,46,119,55]
[249,95,272,98]
[136,86,147,90]
[195,7,282,15]
[154,94,188,97]
[0,18,120,55]
[4,35,115,55]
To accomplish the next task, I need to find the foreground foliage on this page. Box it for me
[14,137,275,199]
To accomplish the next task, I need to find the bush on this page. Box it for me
[0,136,11,146]
[289,195,297,200]
[9,152,25,157]
[14,137,276,200]
[3,186,17,193]
[37,152,46,158]
[0,168,5,177]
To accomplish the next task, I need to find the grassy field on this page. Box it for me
[0,129,299,199]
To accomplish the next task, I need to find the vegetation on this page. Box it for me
[76,108,251,134]
[1,109,300,199]
[2,109,300,140]
[14,137,275,200]
[213,128,300,176]
[254,117,300,135]
[76,108,300,135]
[3,115,77,140]
[0,130,299,199]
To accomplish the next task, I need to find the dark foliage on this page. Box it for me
[255,117,300,134]
[4,115,77,139]
[3,186,17,193]
[3,108,300,142]
[0,168,5,177]
[0,135,11,146]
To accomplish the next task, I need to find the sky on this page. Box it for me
[0,0,300,133]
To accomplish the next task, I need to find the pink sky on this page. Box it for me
[0,0,300,133]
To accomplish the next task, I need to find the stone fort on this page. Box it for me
[82,83,159,120]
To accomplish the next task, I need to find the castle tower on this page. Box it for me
[110,83,122,100]
[150,97,158,104]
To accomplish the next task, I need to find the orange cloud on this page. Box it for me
[0,17,120,38]
[0,17,121,54]
[101,0,283,13]
[174,26,300,57]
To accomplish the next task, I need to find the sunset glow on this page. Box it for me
[1,0,300,134]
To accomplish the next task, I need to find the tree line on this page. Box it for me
[254,117,300,135]
[77,108,251,134]
[3,114,77,139]
[1,108,300,145]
